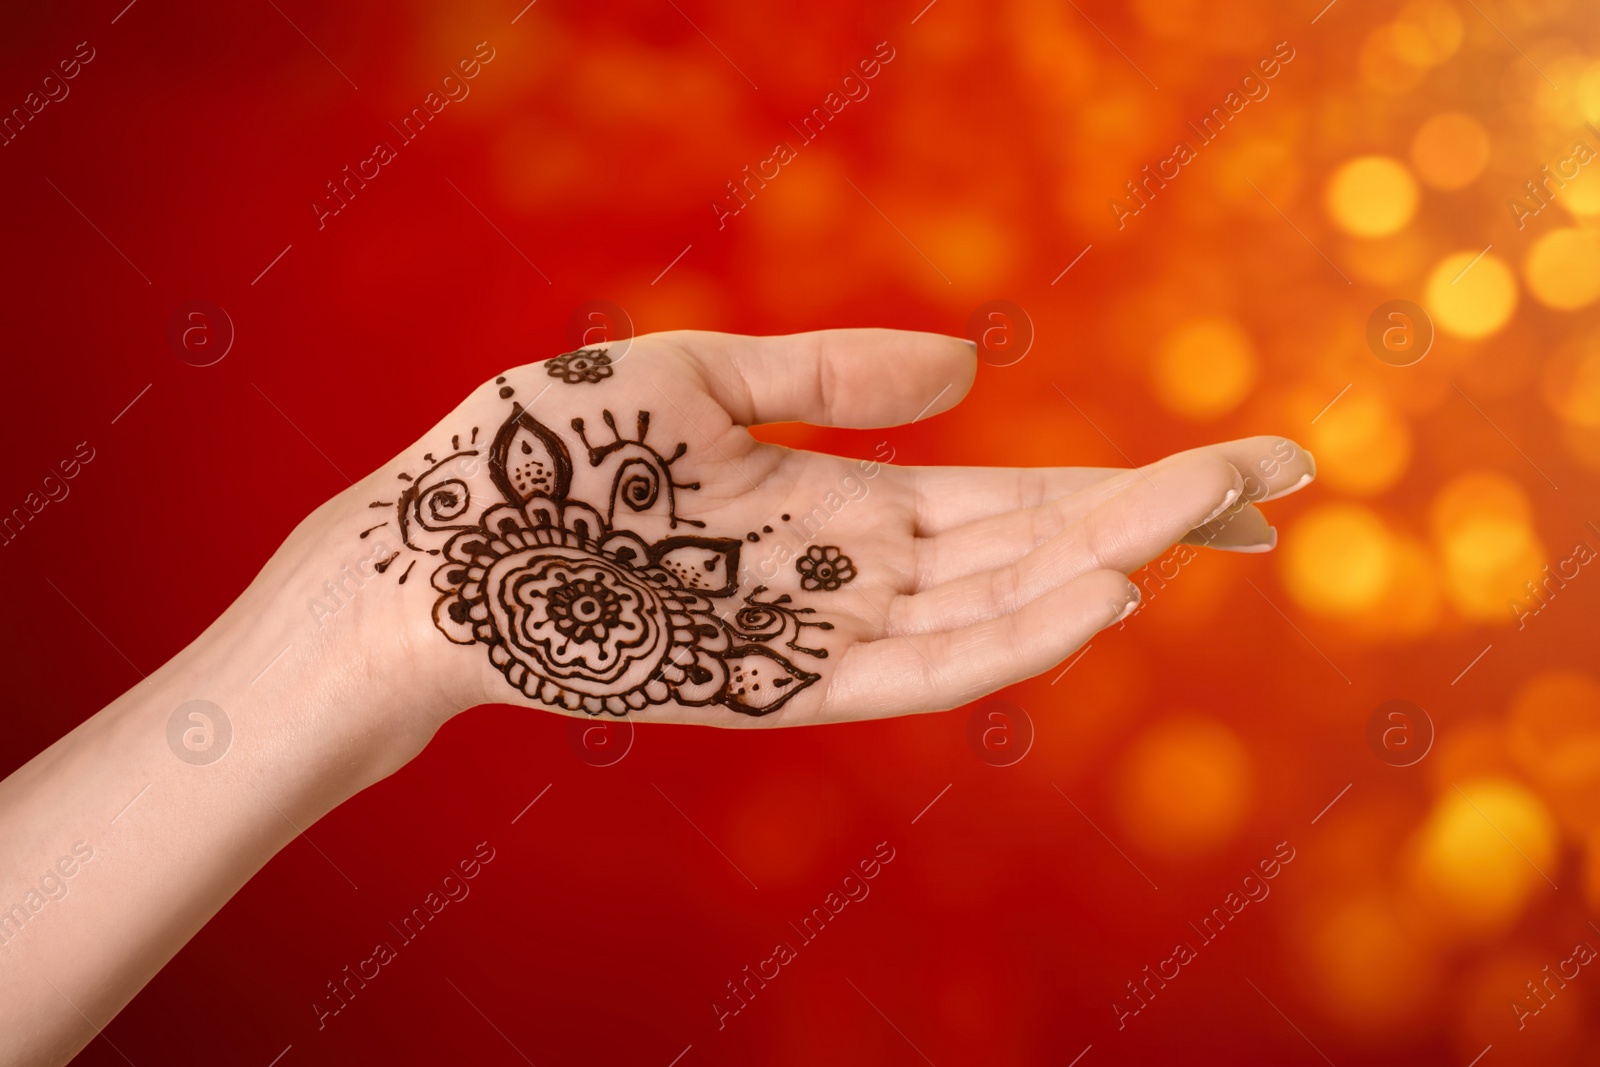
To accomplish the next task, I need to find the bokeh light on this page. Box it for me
[1299,889,1441,1033]
[1425,251,1519,339]
[1509,671,1600,790]
[1542,338,1600,472]
[1525,228,1600,309]
[1326,156,1420,237]
[1430,472,1547,623]
[1391,0,1465,68]
[1114,713,1252,857]
[1406,778,1559,939]
[1281,504,1396,618]
[1410,112,1491,190]
[1307,392,1413,495]
[1150,317,1258,420]
[7,1,1600,1062]
[1542,338,1600,429]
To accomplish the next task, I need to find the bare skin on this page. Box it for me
[0,329,1314,1065]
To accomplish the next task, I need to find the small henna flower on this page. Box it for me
[546,348,614,385]
[795,545,856,592]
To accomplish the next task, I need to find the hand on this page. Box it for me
[0,328,1314,1066]
[365,328,1316,727]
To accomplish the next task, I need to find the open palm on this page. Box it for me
[374,329,1314,727]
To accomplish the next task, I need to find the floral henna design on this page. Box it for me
[795,545,856,591]
[371,392,834,717]
[545,348,614,384]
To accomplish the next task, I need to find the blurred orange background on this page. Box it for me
[4,0,1600,1063]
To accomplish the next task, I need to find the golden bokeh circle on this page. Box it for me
[1151,317,1258,419]
[1326,156,1420,238]
[1281,504,1396,617]
[1407,778,1559,938]
[1301,890,1440,1031]
[1525,227,1600,309]
[1308,392,1413,494]
[1424,250,1519,338]
[1391,0,1465,68]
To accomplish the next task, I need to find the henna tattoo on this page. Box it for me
[796,545,856,591]
[398,450,484,553]
[729,586,833,657]
[546,348,614,384]
[490,403,572,503]
[571,410,703,529]
[372,392,837,717]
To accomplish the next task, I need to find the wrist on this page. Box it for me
[177,485,467,795]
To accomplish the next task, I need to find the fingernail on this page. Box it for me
[1214,527,1277,553]
[1262,472,1313,502]
[960,338,977,350]
[1113,585,1141,623]
[1202,487,1242,525]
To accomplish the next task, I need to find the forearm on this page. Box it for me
[0,496,445,1066]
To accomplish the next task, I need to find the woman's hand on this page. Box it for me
[0,327,1313,1067]
[366,328,1314,728]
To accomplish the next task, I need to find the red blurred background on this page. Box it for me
[4,0,1600,1063]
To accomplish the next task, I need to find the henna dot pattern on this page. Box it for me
[796,545,856,592]
[371,393,845,717]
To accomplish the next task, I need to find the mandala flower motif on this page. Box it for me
[546,348,614,385]
[795,545,856,592]
[432,498,718,715]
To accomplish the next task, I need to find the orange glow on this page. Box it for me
[1300,890,1439,1032]
[1391,0,1465,68]
[1307,392,1412,495]
[1425,251,1519,338]
[1281,504,1395,617]
[21,1,1600,1061]
[1526,228,1600,310]
[1326,156,1419,237]
[1406,778,1559,939]
[1509,672,1600,787]
[1150,318,1258,419]
[1430,472,1546,622]
[1410,112,1490,190]
[1114,714,1252,857]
